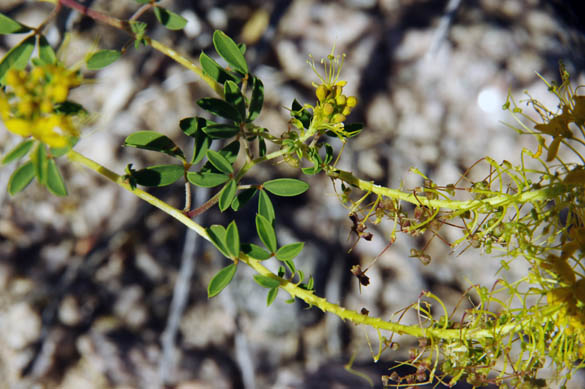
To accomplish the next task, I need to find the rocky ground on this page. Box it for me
[1,0,584,388]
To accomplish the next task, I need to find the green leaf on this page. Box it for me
[276,242,304,262]
[192,131,211,165]
[154,7,187,30]
[248,77,264,122]
[241,243,272,260]
[179,116,209,137]
[231,187,257,211]
[212,30,248,74]
[291,99,312,129]
[219,141,240,164]
[132,164,184,187]
[7,161,34,195]
[124,131,185,160]
[0,12,30,34]
[50,142,76,158]
[253,274,281,289]
[256,213,277,253]
[258,137,266,157]
[258,189,275,223]
[219,179,237,212]
[207,263,237,298]
[2,139,34,165]
[38,35,57,65]
[237,43,246,55]
[0,36,35,84]
[266,287,278,306]
[207,224,230,258]
[283,258,296,275]
[263,178,309,197]
[32,143,48,184]
[324,143,334,164]
[86,49,121,70]
[225,220,240,258]
[202,123,240,139]
[224,80,246,120]
[199,52,236,84]
[207,149,233,174]
[342,122,363,138]
[46,159,67,196]
[130,20,148,48]
[187,171,229,187]
[198,97,242,122]
[179,117,212,164]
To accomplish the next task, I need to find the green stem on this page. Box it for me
[57,0,223,97]
[66,150,207,238]
[67,148,522,343]
[326,167,565,212]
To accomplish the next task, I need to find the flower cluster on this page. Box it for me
[0,65,81,148]
[308,50,358,134]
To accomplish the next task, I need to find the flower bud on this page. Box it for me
[342,106,351,116]
[347,96,358,108]
[323,103,334,115]
[316,85,328,102]
[332,113,346,123]
[335,94,346,107]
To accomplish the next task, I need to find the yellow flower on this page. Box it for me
[0,65,82,148]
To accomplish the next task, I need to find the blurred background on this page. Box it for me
[1,0,584,388]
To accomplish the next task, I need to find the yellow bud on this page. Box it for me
[342,106,351,116]
[316,85,328,102]
[334,85,343,97]
[347,96,358,108]
[323,103,334,115]
[335,95,346,107]
[332,113,346,123]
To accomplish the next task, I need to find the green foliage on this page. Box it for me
[208,263,237,297]
[86,49,121,70]
[2,4,585,386]
[0,36,35,83]
[263,178,309,196]
[2,140,34,165]
[212,30,248,74]
[124,131,185,160]
[131,164,184,187]
[8,161,35,195]
[153,7,187,30]
[38,36,57,65]
[0,12,30,34]
[256,213,277,253]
